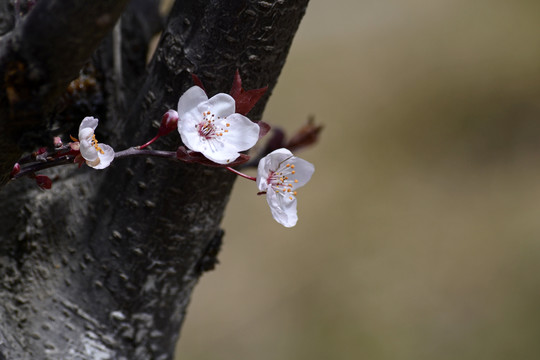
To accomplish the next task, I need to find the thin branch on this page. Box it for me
[114,147,177,160]
[12,147,178,180]
[226,166,256,181]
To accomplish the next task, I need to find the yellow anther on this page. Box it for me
[226,123,230,127]
[293,191,297,196]
[294,179,298,183]
[91,134,104,154]
[70,135,79,142]
[289,196,293,200]
[292,170,296,174]
[291,165,295,169]
[286,164,290,167]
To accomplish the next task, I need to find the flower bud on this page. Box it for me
[10,163,20,178]
[157,109,179,136]
[54,136,63,148]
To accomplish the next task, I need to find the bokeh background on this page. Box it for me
[176,0,540,359]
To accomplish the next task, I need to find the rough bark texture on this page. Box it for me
[0,0,309,359]
[0,0,131,185]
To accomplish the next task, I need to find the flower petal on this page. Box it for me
[257,156,272,191]
[177,86,208,115]
[202,146,241,165]
[259,148,294,173]
[216,114,259,152]
[256,148,293,191]
[178,126,236,164]
[177,108,205,152]
[266,190,298,227]
[289,157,315,189]
[176,86,258,165]
[201,93,235,118]
[79,116,99,133]
[79,128,98,162]
[90,144,115,169]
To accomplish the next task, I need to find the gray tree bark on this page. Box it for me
[0,0,309,359]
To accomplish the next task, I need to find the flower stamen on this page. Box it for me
[177,86,259,164]
[257,149,314,227]
[91,134,105,154]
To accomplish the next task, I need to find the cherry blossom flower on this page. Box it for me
[77,117,115,169]
[177,86,260,165]
[257,148,314,227]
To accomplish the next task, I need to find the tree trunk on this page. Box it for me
[0,0,309,359]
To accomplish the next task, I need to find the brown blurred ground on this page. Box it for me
[176,1,540,359]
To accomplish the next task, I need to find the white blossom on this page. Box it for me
[257,148,314,227]
[177,86,260,164]
[78,117,115,169]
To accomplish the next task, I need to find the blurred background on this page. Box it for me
[176,0,540,359]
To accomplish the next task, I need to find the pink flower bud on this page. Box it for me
[157,109,179,136]
[10,163,20,178]
[70,142,80,151]
[53,136,63,147]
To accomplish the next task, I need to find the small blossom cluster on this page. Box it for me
[172,82,315,227]
[14,73,317,228]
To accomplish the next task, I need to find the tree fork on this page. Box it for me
[0,0,309,359]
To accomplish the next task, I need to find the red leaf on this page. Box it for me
[230,69,243,99]
[74,154,85,168]
[259,128,286,156]
[191,74,206,93]
[286,116,323,152]
[35,175,52,189]
[229,70,267,116]
[258,121,271,139]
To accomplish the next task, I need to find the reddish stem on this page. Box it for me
[138,134,160,150]
[226,166,256,181]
